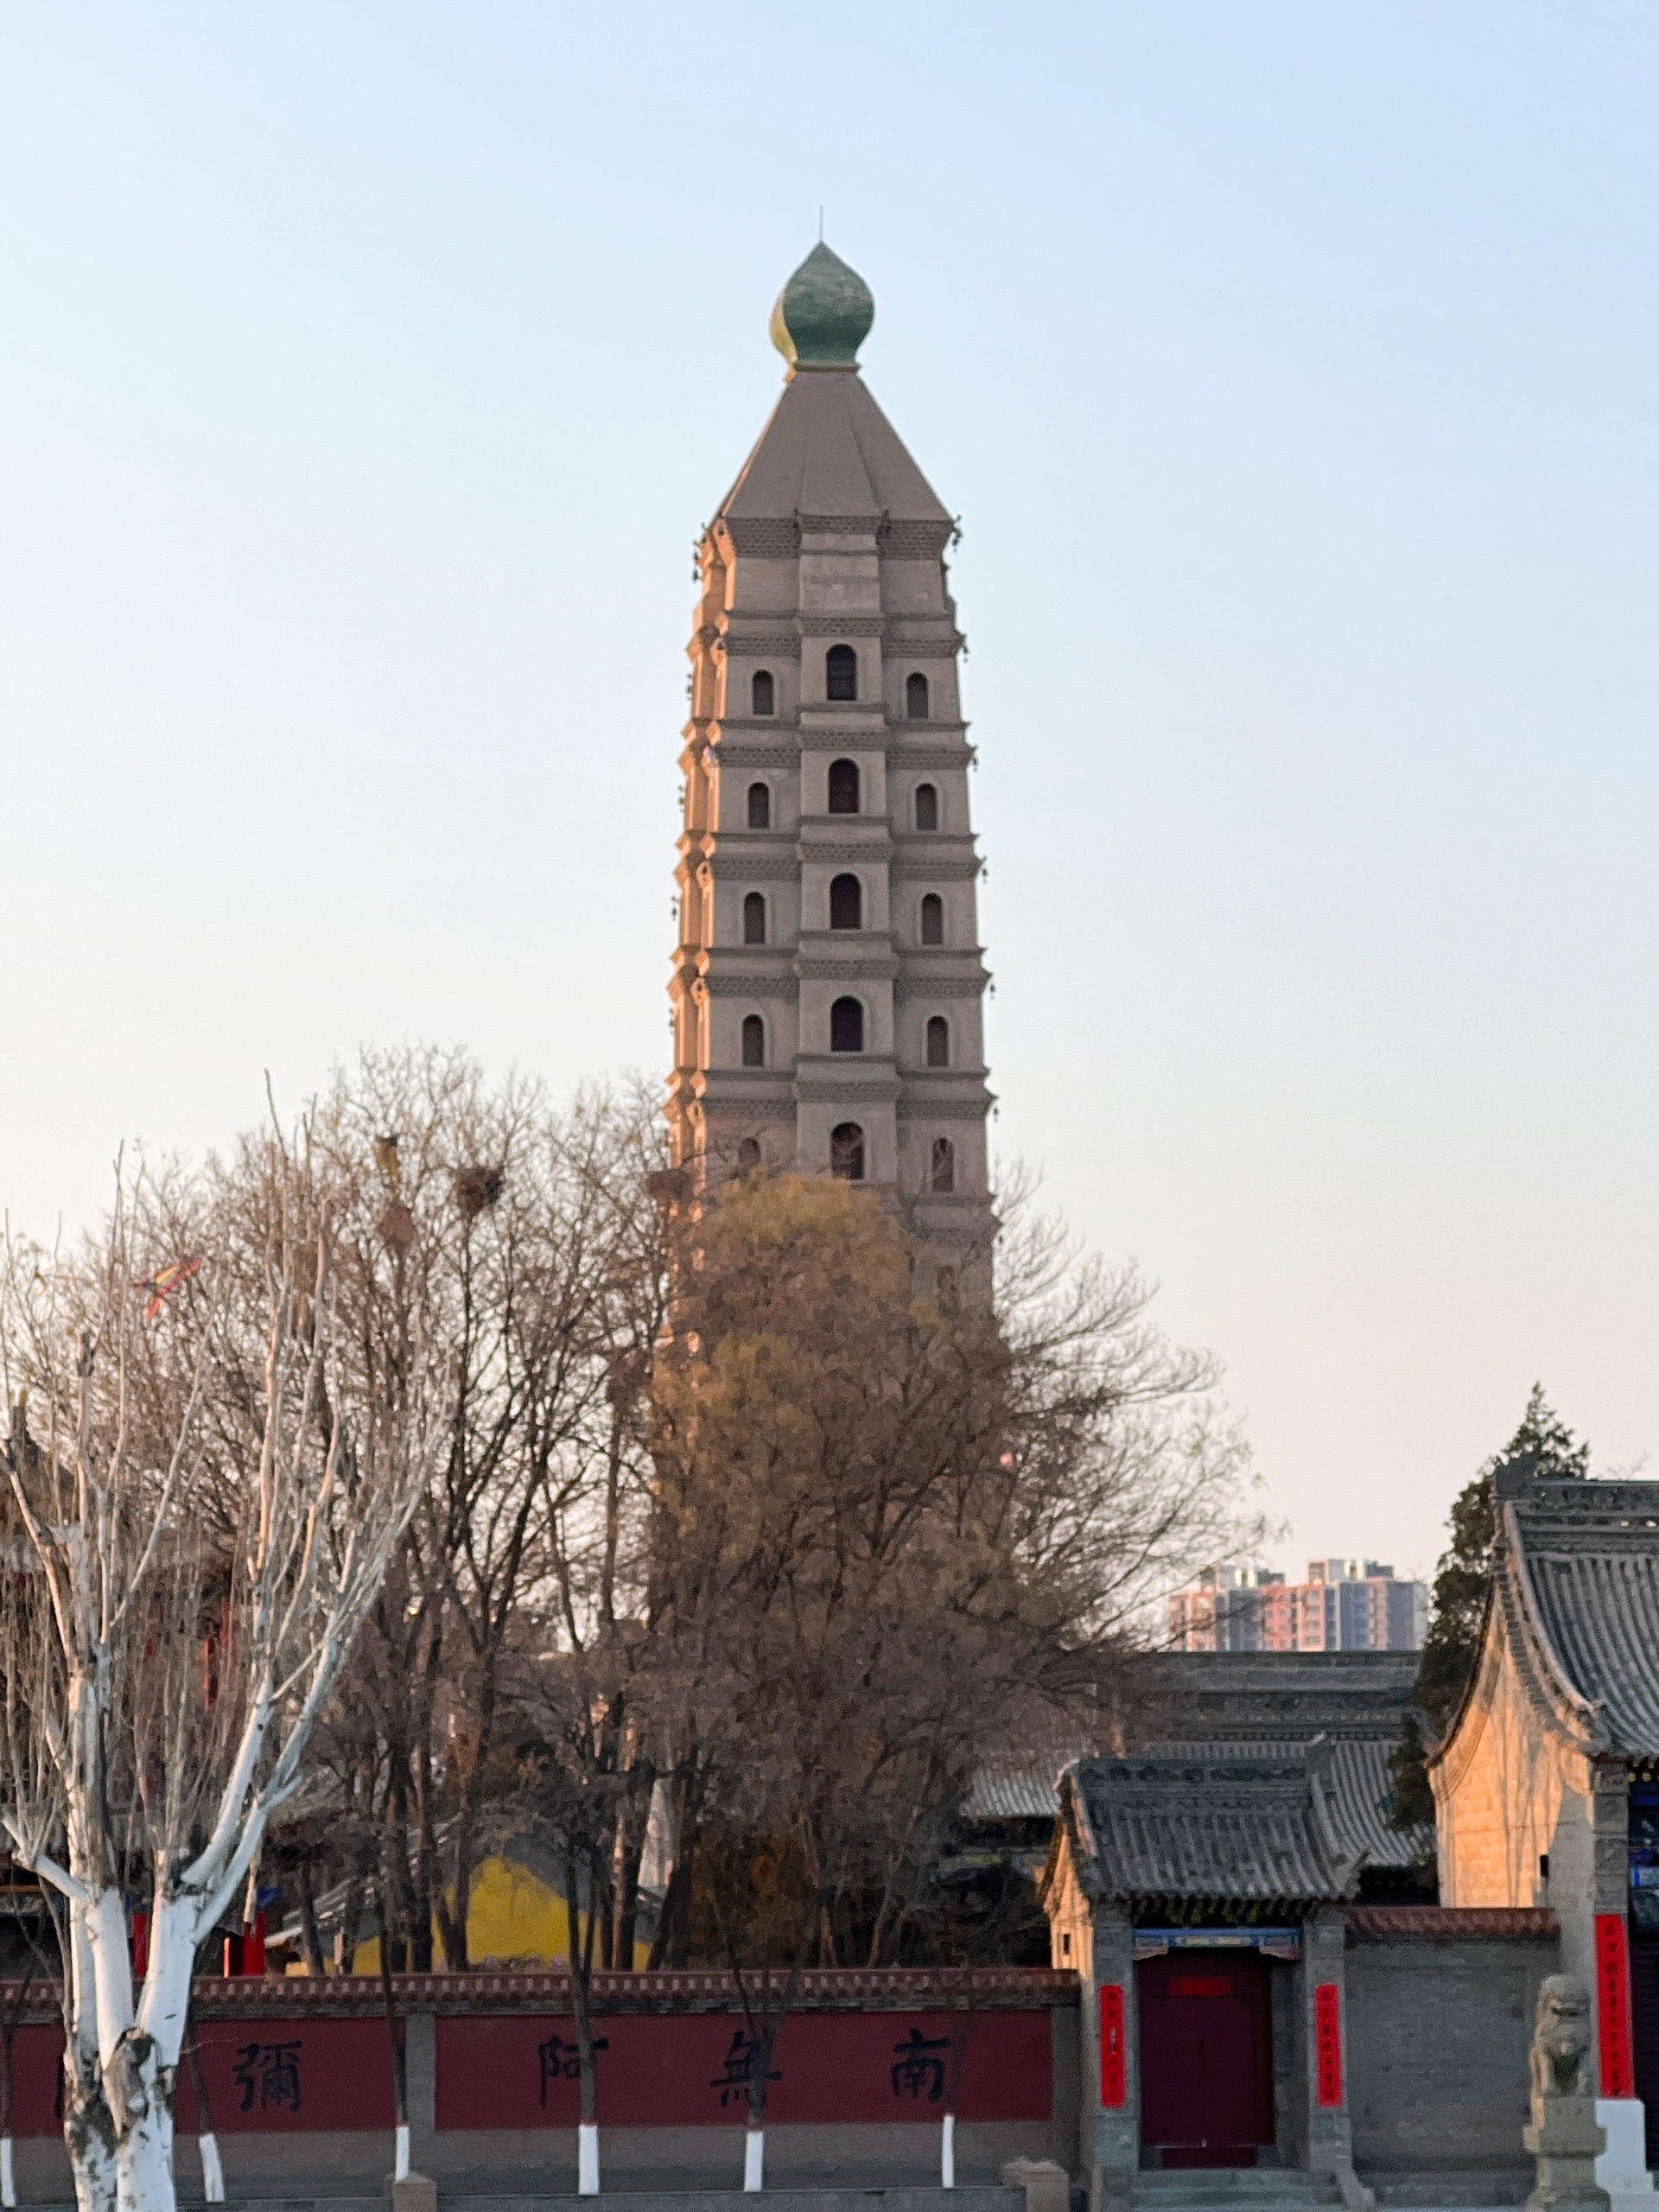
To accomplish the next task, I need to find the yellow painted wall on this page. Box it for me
[1433,1601,1587,1912]
[345,1855,651,1973]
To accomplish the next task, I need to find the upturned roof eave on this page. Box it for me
[1500,1500,1615,1754]
[1429,1500,1613,1777]
[1052,1762,1104,1905]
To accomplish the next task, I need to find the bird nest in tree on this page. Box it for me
[454,1164,505,1219]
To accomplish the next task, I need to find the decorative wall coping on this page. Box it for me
[1343,1905,1559,1942]
[0,1963,1080,2023]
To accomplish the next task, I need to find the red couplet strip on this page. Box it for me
[1596,1912,1636,2097]
[1099,1984,1127,2107]
[1314,1982,1344,2107]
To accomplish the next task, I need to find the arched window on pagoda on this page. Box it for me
[830,997,864,1052]
[830,1122,866,1179]
[828,759,861,814]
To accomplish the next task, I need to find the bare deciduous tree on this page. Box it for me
[639,1168,1259,2183]
[0,1130,440,2212]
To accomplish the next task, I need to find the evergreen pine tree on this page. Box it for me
[1389,1385,1589,1830]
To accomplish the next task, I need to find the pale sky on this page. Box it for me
[4,3,1656,1591]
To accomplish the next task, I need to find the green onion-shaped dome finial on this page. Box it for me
[769,242,874,371]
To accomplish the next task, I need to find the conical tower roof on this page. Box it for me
[717,245,951,527]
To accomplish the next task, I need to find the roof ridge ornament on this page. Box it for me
[770,242,875,373]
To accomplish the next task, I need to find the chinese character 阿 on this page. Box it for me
[890,2027,950,2103]
[232,2040,303,2114]
[537,2032,610,2107]
[709,2030,780,2109]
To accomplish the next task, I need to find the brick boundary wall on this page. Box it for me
[0,1967,1082,2202]
[1344,1906,1558,1942]
[0,1963,1079,2021]
[1343,1903,1560,2186]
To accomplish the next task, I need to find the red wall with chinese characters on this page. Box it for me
[1,2018,397,2138]
[174,2018,397,2133]
[434,2009,1050,2130]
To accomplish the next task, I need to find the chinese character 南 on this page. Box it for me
[891,2028,950,2103]
[709,2030,781,2109]
[232,2040,303,2114]
[537,2032,610,2107]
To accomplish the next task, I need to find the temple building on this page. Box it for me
[1038,1650,1571,2202]
[1430,1468,1659,2171]
[666,244,994,1275]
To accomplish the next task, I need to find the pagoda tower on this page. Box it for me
[668,244,994,1270]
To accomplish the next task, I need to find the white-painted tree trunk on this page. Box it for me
[197,2134,224,2204]
[2,2133,16,2208]
[54,1824,275,2212]
[65,2094,117,2212]
[109,2045,175,2212]
[393,2125,410,2182]
[22,1708,336,2212]
[578,2122,600,2195]
[941,2110,956,2187]
[96,1881,184,2212]
[743,2127,764,2190]
[62,1899,116,2212]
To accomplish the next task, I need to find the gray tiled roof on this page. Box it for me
[961,1767,1074,1821]
[1138,1649,1421,1745]
[1148,1738,1428,1871]
[967,1735,1429,1869]
[1498,1474,1659,1758]
[1060,1748,1363,1907]
[967,1649,1433,1870]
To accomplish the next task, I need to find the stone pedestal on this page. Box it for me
[1524,2094,1611,2212]
[1000,2158,1070,2212]
[1596,2097,1656,2212]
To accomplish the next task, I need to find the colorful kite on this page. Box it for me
[133,1255,203,1321]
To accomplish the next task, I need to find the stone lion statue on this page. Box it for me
[1530,1974,1594,2100]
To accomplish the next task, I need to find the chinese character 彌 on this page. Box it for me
[232,2040,303,2114]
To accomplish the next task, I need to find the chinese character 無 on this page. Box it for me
[709,2030,780,2110]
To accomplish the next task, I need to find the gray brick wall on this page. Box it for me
[1345,1931,1556,2177]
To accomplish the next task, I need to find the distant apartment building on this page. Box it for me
[1168,1558,1427,1653]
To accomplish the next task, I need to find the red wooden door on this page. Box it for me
[1138,1950,1274,2168]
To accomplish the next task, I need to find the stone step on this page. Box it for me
[1367,2182,1531,2208]
[1133,2178,1342,2207]
[442,2196,1021,2212]
[195,2195,1024,2212]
